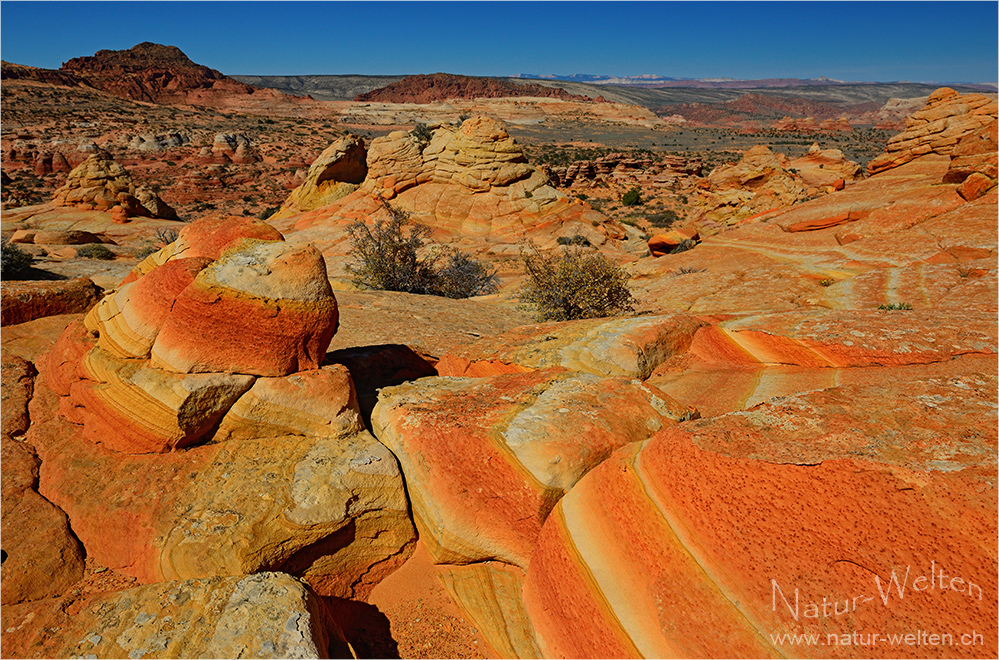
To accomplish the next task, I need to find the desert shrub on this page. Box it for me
[672,265,706,276]
[878,302,912,310]
[434,250,499,299]
[76,243,116,260]
[647,210,680,228]
[256,206,281,220]
[519,242,635,322]
[557,234,591,247]
[819,278,834,287]
[672,238,696,254]
[156,228,179,245]
[1,242,34,279]
[346,204,497,299]
[410,123,433,146]
[575,193,589,201]
[621,187,643,207]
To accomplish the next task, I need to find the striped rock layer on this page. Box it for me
[30,377,415,599]
[523,373,998,659]
[372,368,696,569]
[436,313,706,380]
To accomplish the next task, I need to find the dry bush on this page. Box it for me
[520,242,635,321]
[346,204,497,299]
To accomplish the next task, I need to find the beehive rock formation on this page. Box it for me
[52,154,177,219]
[272,117,617,255]
[30,215,415,598]
[275,135,368,216]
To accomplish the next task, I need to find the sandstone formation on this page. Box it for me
[275,135,368,216]
[52,154,178,220]
[372,367,696,569]
[543,152,702,190]
[272,117,638,266]
[1,433,86,606]
[20,215,416,603]
[58,42,299,109]
[0,278,103,326]
[522,373,998,658]
[436,313,705,380]
[0,572,349,658]
[774,116,853,131]
[867,88,998,175]
[943,120,998,200]
[788,143,862,189]
[690,145,812,227]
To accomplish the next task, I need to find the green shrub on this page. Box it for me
[519,243,635,322]
[878,302,912,310]
[819,278,834,287]
[557,234,591,247]
[76,243,116,260]
[621,188,643,207]
[1,242,34,279]
[256,206,281,220]
[346,204,497,299]
[647,210,680,228]
[410,123,434,146]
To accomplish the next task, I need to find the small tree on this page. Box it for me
[519,242,635,322]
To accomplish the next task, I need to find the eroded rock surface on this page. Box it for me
[0,572,348,659]
[523,374,998,658]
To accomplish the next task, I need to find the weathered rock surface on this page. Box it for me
[1,353,36,435]
[436,313,705,380]
[355,72,599,104]
[868,88,998,175]
[150,240,338,377]
[0,277,103,326]
[23,215,417,603]
[788,142,862,188]
[30,375,414,598]
[630,155,996,316]
[276,135,368,216]
[51,154,176,220]
[1,434,86,606]
[523,373,998,658]
[271,117,631,265]
[0,572,349,658]
[372,368,695,569]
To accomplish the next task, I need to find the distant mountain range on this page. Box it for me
[511,73,996,90]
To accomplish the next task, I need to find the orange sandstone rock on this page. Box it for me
[150,240,338,377]
[868,88,998,175]
[523,373,998,659]
[371,368,696,568]
[30,377,415,597]
[437,314,705,380]
[0,434,85,606]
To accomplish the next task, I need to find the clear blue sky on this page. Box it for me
[2,1,997,82]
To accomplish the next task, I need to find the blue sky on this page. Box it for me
[2,1,997,82]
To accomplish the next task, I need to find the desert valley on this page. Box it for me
[1,30,997,660]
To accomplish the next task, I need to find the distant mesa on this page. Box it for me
[55,41,296,107]
[354,72,603,103]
